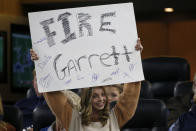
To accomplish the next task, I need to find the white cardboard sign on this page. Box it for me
[28,2,144,92]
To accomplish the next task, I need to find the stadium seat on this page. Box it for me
[142,56,190,101]
[174,81,193,97]
[33,104,55,131]
[3,105,23,131]
[140,80,153,99]
[26,87,36,99]
[122,99,168,131]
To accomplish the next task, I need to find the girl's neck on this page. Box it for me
[91,110,100,122]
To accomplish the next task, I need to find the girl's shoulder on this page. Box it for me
[72,109,81,118]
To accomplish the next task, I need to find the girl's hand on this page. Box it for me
[30,49,39,61]
[135,38,143,52]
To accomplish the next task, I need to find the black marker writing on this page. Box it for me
[58,12,76,44]
[40,11,116,47]
[40,18,56,47]
[75,55,87,71]
[111,46,120,65]
[88,54,99,68]
[77,13,93,37]
[53,54,65,80]
[67,59,78,75]
[100,12,116,33]
[121,45,132,62]
[102,77,112,83]
[53,45,133,80]
[100,53,112,67]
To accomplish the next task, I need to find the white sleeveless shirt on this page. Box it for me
[68,109,120,131]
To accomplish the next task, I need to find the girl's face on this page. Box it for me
[91,88,107,111]
[104,86,121,103]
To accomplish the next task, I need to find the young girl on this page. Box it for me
[44,82,140,131]
[104,84,123,103]
[30,39,143,131]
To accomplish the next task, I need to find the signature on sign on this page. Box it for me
[39,73,52,89]
[38,55,52,70]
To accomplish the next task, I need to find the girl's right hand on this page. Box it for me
[30,49,39,61]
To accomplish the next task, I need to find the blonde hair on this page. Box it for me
[107,84,123,93]
[80,87,109,126]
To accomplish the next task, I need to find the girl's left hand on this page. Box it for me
[135,38,143,52]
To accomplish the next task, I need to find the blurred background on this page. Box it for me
[0,0,196,104]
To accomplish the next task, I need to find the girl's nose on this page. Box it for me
[108,96,112,103]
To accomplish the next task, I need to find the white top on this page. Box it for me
[83,121,110,131]
[68,109,120,131]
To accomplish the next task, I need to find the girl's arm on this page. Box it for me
[30,49,73,130]
[43,90,73,130]
[114,38,143,128]
[114,81,141,128]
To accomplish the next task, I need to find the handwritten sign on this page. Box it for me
[28,2,144,92]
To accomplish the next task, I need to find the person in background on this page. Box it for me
[169,73,196,131]
[166,86,192,126]
[0,95,16,131]
[15,69,46,131]
[104,84,123,103]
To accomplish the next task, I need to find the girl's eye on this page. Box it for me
[102,93,105,97]
[111,93,117,97]
[92,94,98,98]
